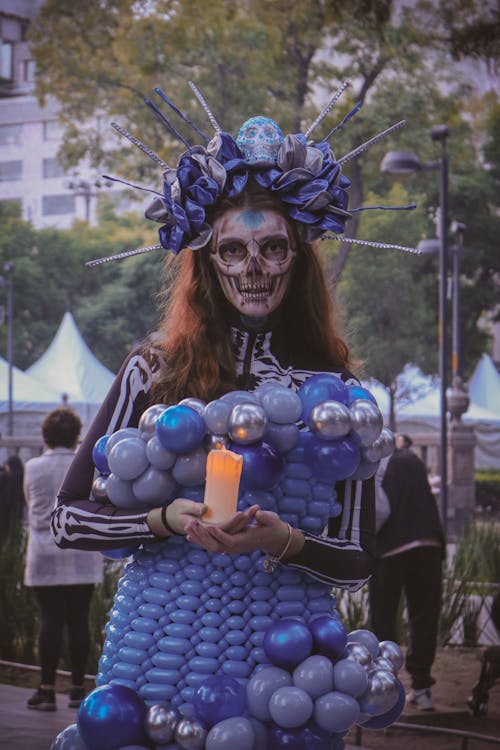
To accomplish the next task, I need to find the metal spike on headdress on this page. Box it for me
[111,122,169,169]
[304,81,350,139]
[144,97,193,151]
[322,235,420,255]
[338,120,406,165]
[155,87,209,142]
[349,202,417,213]
[85,244,164,268]
[188,80,222,133]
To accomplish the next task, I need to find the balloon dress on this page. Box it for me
[53,322,377,709]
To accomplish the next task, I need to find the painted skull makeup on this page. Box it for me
[211,208,296,317]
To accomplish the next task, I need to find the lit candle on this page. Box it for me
[203,448,243,524]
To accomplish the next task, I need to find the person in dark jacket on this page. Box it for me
[0,454,25,549]
[369,434,445,711]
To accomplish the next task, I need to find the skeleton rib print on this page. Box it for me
[53,323,374,589]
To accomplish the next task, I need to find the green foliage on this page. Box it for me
[453,522,500,583]
[475,471,500,512]
[0,521,37,663]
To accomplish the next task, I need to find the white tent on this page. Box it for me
[468,353,500,416]
[0,356,63,413]
[26,312,115,405]
[363,359,500,469]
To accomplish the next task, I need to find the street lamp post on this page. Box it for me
[0,261,14,435]
[381,125,450,533]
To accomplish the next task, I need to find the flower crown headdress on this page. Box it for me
[87,81,419,267]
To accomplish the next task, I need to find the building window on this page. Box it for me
[43,158,65,179]
[22,59,35,83]
[43,120,63,141]
[42,194,76,215]
[0,124,23,146]
[0,160,22,181]
[0,42,14,81]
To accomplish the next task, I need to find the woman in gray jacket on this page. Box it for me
[24,408,103,711]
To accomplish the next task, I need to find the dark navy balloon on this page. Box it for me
[230,441,284,490]
[77,685,147,750]
[304,435,360,482]
[156,405,206,454]
[263,619,313,670]
[298,373,348,422]
[92,435,110,475]
[309,615,347,660]
[193,675,247,727]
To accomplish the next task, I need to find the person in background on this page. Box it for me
[369,433,445,711]
[23,408,103,711]
[0,454,26,549]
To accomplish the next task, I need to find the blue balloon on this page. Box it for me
[246,666,293,722]
[92,435,110,475]
[314,690,360,732]
[206,716,255,750]
[108,438,149,481]
[268,722,332,750]
[263,619,313,670]
[293,655,334,698]
[193,675,247,727]
[50,723,89,750]
[157,405,206,454]
[304,435,360,482]
[77,685,147,750]
[309,615,347,661]
[260,388,302,424]
[332,658,368,698]
[297,373,348,422]
[269,686,314,728]
[105,428,141,458]
[101,546,138,560]
[358,679,405,729]
[203,399,233,434]
[346,385,377,405]
[229,441,284,490]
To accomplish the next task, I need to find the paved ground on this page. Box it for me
[0,683,362,749]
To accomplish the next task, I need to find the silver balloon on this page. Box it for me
[378,428,396,458]
[203,433,230,451]
[349,399,383,447]
[144,704,180,744]
[378,640,404,672]
[138,403,169,441]
[228,403,267,444]
[349,458,379,480]
[175,718,208,749]
[91,475,108,501]
[179,397,206,415]
[344,641,372,668]
[308,400,351,440]
[358,667,400,716]
[362,442,384,463]
[373,656,396,673]
[364,428,395,462]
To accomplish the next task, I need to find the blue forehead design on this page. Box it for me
[237,210,265,229]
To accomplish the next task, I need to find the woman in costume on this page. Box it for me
[52,91,409,716]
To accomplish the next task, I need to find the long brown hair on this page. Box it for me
[150,181,350,404]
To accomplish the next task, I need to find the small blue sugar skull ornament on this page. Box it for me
[236,116,284,164]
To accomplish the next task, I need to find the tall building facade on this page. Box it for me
[0,0,121,228]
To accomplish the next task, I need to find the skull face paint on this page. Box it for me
[211,208,296,318]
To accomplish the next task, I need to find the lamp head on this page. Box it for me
[380,151,423,175]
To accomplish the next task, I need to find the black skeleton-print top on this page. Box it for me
[53,319,375,592]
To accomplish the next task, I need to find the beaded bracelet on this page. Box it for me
[263,523,293,574]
